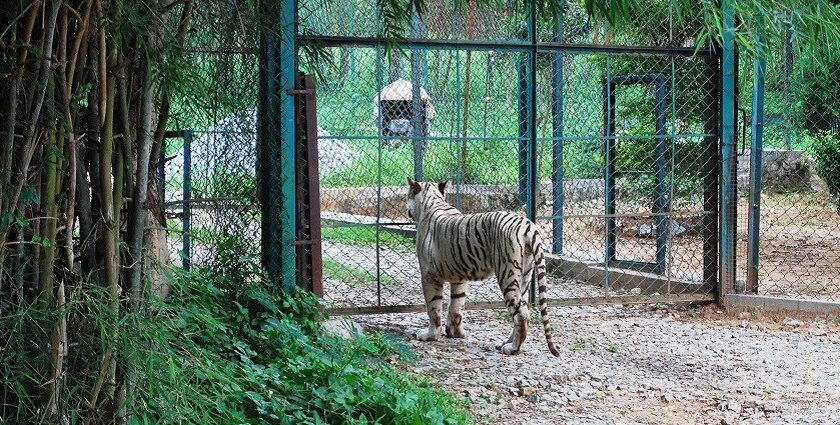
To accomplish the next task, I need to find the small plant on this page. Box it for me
[810,131,840,196]
[607,343,620,353]
[570,336,596,354]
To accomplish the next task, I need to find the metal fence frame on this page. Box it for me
[277,2,739,314]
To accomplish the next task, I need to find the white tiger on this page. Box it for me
[406,178,560,357]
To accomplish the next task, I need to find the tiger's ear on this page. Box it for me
[407,177,421,196]
[438,180,449,195]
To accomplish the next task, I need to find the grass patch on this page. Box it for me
[324,258,396,286]
[323,225,414,249]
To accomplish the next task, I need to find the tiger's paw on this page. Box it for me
[416,328,440,341]
[445,325,466,338]
[499,342,521,355]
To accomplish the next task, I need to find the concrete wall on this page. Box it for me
[321,180,604,218]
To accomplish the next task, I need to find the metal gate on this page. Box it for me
[296,2,724,314]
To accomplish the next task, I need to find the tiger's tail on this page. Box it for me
[533,237,560,357]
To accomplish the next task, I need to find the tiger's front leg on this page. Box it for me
[416,275,444,341]
[445,282,468,338]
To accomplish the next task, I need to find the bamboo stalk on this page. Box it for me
[47,280,67,421]
[0,0,41,245]
[124,12,162,418]
[67,0,93,93]
[4,0,61,232]
[95,0,120,404]
[94,0,106,127]
[83,343,114,425]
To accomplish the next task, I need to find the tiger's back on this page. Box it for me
[419,211,538,284]
[407,178,560,357]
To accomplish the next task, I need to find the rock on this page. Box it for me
[661,393,676,403]
[783,318,803,329]
[520,386,538,397]
[739,320,749,328]
[630,288,643,296]
[670,221,687,236]
[763,402,779,413]
[737,311,750,320]
[526,393,540,403]
[638,224,654,238]
[726,400,742,413]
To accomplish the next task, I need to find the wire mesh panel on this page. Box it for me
[535,53,719,302]
[298,2,721,313]
[163,47,262,271]
[737,35,840,301]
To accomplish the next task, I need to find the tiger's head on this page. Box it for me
[405,178,448,221]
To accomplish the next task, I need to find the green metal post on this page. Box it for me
[258,0,297,291]
[551,12,565,255]
[411,6,425,181]
[182,130,192,271]
[375,48,384,306]
[527,0,537,304]
[719,0,737,300]
[747,15,766,294]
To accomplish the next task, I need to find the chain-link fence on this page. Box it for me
[161,5,262,274]
[298,1,722,313]
[736,26,840,301]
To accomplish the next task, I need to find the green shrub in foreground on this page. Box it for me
[133,268,472,424]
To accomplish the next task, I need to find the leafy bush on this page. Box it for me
[1,262,471,424]
[810,131,840,194]
[794,48,840,133]
[133,269,471,424]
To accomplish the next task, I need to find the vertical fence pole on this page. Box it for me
[782,14,792,150]
[258,0,297,291]
[517,50,529,211]
[747,16,766,294]
[182,130,192,271]
[527,0,538,304]
[654,77,667,274]
[603,78,616,265]
[551,11,565,255]
[703,57,720,293]
[375,48,384,306]
[410,7,425,181]
[719,0,738,300]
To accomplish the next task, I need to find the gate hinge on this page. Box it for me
[287,88,315,95]
[292,239,320,246]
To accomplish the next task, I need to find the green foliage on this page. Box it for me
[794,48,840,133]
[810,131,840,195]
[584,0,840,55]
[1,262,471,424]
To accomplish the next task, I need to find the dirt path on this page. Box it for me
[351,305,840,424]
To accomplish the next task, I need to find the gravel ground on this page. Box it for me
[347,305,840,424]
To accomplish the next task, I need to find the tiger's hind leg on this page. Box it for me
[416,275,444,341]
[497,264,529,355]
[445,282,468,338]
